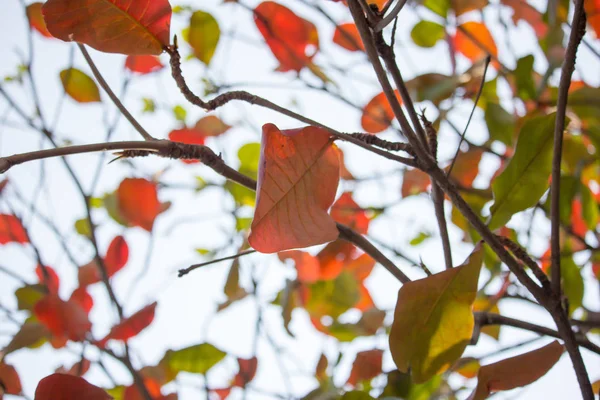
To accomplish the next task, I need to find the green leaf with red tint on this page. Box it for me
[125,55,164,74]
[331,192,370,234]
[117,178,166,231]
[27,3,53,38]
[60,68,101,103]
[0,362,22,396]
[0,214,29,244]
[248,124,340,253]
[254,1,319,72]
[34,373,111,400]
[34,294,92,347]
[233,357,258,387]
[97,302,157,347]
[42,0,171,55]
[346,349,383,387]
[333,23,364,51]
[36,265,60,294]
[168,128,206,164]
[361,90,402,134]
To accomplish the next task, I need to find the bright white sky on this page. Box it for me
[0,0,599,399]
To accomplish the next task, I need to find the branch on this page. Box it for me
[374,0,409,32]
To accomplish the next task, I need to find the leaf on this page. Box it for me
[585,0,600,38]
[74,218,92,239]
[454,357,480,379]
[218,257,248,311]
[60,68,101,103]
[117,178,165,231]
[0,362,22,396]
[168,128,205,164]
[233,357,258,387]
[15,284,46,311]
[346,349,383,387]
[55,359,91,377]
[411,21,445,48]
[304,272,360,318]
[226,142,261,207]
[485,102,515,146]
[452,0,488,15]
[69,287,94,314]
[97,302,157,347]
[0,214,29,244]
[488,113,562,230]
[361,90,402,134]
[42,0,172,55]
[472,298,500,340]
[447,149,483,187]
[27,3,53,37]
[315,353,328,382]
[193,115,231,137]
[174,104,188,121]
[184,10,220,65]
[333,23,364,51]
[166,343,226,374]
[34,373,111,400]
[34,294,92,347]
[468,341,563,400]
[502,0,547,38]
[389,244,483,383]
[36,265,60,295]
[125,55,164,74]
[105,235,129,277]
[279,250,320,283]
[380,369,442,400]
[248,124,340,253]
[1,321,50,355]
[254,1,319,72]
[454,22,498,68]
[401,169,430,197]
[330,193,370,234]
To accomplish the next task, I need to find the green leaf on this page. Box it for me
[165,343,226,374]
[74,218,92,239]
[410,21,445,48]
[485,102,515,146]
[340,391,374,400]
[488,113,564,230]
[15,284,46,311]
[172,105,187,122]
[561,256,584,313]
[581,183,599,230]
[423,0,449,17]
[514,55,536,101]
[60,68,101,103]
[103,192,129,228]
[380,370,442,400]
[389,244,483,383]
[235,217,252,232]
[142,98,155,113]
[409,232,431,246]
[305,272,360,319]
[226,143,260,207]
[184,10,220,65]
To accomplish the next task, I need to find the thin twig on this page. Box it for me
[179,250,256,277]
[374,0,409,32]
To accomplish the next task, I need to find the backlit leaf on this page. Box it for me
[472,298,500,340]
[185,10,220,65]
[193,115,231,137]
[401,169,430,197]
[27,3,52,37]
[117,178,165,231]
[0,362,22,396]
[361,90,402,134]
[584,0,600,38]
[447,149,483,187]
[60,68,101,103]
[346,349,383,387]
[333,23,364,51]
[69,287,94,314]
[36,265,60,295]
[226,142,261,207]
[411,21,445,48]
[488,113,561,230]
[304,272,360,318]
[233,357,258,387]
[468,341,563,400]
[279,250,320,283]
[97,302,157,347]
[15,284,46,311]
[1,321,50,355]
[168,128,205,164]
[0,214,29,244]
[125,55,164,74]
[453,0,488,15]
[454,22,498,68]
[330,193,369,234]
[248,124,340,253]
[34,373,111,400]
[34,294,92,347]
[42,0,171,55]
[105,235,129,277]
[55,359,91,377]
[502,0,547,38]
[389,244,483,383]
[166,343,226,374]
[254,2,319,72]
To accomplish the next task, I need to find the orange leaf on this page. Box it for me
[248,124,340,253]
[0,362,22,396]
[254,2,319,72]
[34,294,91,346]
[571,199,588,237]
[502,0,548,38]
[585,0,600,38]
[42,0,171,55]
[317,240,355,280]
[36,265,60,294]
[233,357,258,387]
[123,378,162,400]
[331,192,370,234]
[0,214,29,244]
[447,149,483,187]
[454,22,498,68]
[34,373,111,400]
[27,3,53,38]
[69,287,94,314]
[211,387,232,400]
[125,55,164,74]
[117,178,164,231]
[193,115,231,137]
[468,341,564,400]
[105,235,129,276]
[355,283,375,311]
[97,302,157,347]
[168,128,205,164]
[346,253,375,282]
[333,23,364,51]
[346,349,383,386]
[401,169,430,197]
[279,250,320,283]
[361,90,402,134]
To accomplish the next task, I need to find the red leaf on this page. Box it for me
[211,387,232,400]
[279,250,320,283]
[36,265,60,294]
[346,349,383,386]
[55,359,91,377]
[317,240,355,280]
[33,294,91,346]
[233,357,258,387]
[254,2,319,72]
[585,0,600,38]
[42,0,171,55]
[105,235,129,276]
[401,168,431,197]
[26,3,53,38]
[330,193,370,234]
[248,124,340,253]
[361,90,402,134]
[571,199,588,237]
[0,214,29,244]
[0,362,22,396]
[97,302,157,347]
[117,178,164,231]
[125,55,164,74]
[501,0,548,38]
[168,128,206,164]
[454,22,499,68]
[0,178,8,194]
[69,287,94,314]
[123,379,162,400]
[333,23,364,51]
[34,373,111,400]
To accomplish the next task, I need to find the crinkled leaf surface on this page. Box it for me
[249,124,340,253]
[389,244,483,383]
[42,0,171,55]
